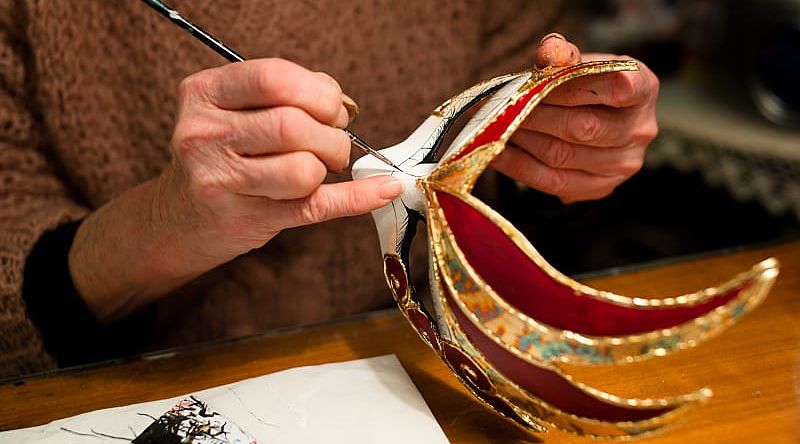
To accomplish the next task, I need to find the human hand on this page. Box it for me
[69,58,403,321]
[492,34,659,203]
[159,58,403,264]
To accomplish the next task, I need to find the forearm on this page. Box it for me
[68,170,215,322]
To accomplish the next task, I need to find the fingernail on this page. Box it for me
[539,32,566,46]
[535,33,579,68]
[378,177,403,200]
[342,93,360,124]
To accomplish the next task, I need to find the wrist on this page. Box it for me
[68,170,218,322]
[149,164,212,273]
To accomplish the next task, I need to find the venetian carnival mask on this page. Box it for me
[351,60,779,439]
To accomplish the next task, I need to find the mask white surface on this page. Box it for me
[351,71,531,257]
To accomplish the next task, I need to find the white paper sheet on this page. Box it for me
[0,355,449,443]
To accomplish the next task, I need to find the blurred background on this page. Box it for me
[485,0,800,276]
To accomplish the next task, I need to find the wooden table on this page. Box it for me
[2,242,798,443]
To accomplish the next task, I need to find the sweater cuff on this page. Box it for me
[22,220,153,368]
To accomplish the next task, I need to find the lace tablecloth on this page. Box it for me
[647,81,800,220]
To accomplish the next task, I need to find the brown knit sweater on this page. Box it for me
[0,0,563,378]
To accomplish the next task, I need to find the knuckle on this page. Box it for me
[271,107,305,147]
[176,77,198,102]
[171,121,194,155]
[252,58,294,101]
[619,155,644,176]
[609,73,637,107]
[544,169,569,196]
[286,152,325,195]
[543,138,574,169]
[636,118,659,143]
[567,109,600,142]
[296,190,331,224]
[261,57,294,72]
[177,71,213,103]
[252,66,278,101]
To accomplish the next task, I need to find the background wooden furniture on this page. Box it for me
[1,242,797,443]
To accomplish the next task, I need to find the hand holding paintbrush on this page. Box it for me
[140,0,401,171]
[65,1,405,320]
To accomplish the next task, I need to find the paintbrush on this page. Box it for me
[140,0,402,172]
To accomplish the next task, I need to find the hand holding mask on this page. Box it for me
[351,59,779,439]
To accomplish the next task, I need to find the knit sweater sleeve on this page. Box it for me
[0,7,89,378]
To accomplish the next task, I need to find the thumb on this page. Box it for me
[281,175,404,227]
[535,33,582,68]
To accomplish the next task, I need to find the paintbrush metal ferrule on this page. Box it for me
[345,130,402,171]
